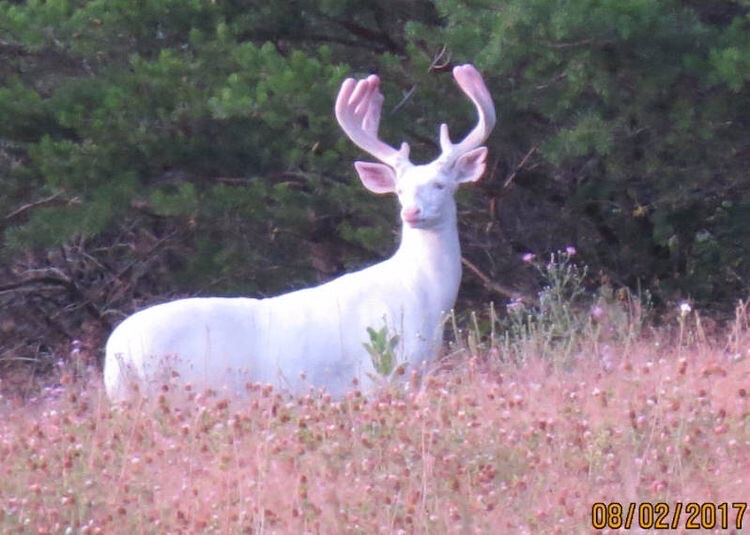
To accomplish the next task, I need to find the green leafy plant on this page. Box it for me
[363,324,401,380]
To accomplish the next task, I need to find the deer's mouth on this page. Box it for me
[403,214,438,229]
[403,212,422,225]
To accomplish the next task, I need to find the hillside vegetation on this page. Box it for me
[1,303,749,533]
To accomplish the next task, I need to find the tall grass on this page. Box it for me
[1,261,749,532]
[449,249,652,370]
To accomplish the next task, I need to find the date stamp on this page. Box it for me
[592,502,747,530]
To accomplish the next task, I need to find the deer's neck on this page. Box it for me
[391,205,462,310]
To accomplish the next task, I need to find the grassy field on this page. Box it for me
[1,303,749,534]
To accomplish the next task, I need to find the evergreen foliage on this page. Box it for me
[1,1,748,365]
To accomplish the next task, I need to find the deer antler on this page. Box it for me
[438,64,496,162]
[335,74,411,170]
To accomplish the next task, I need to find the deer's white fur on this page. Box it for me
[104,64,495,400]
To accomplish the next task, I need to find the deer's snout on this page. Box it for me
[401,206,422,223]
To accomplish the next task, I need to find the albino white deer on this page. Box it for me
[104,64,496,400]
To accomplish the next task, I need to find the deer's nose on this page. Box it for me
[402,206,421,223]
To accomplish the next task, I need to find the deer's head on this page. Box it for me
[335,65,496,230]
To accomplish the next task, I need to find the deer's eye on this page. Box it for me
[434,182,446,190]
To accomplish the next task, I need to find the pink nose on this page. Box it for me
[402,206,421,223]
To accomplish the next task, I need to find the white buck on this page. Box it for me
[104,64,496,400]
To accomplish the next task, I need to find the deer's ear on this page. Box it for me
[454,146,487,184]
[354,161,397,194]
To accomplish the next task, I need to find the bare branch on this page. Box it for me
[503,146,538,189]
[461,256,522,300]
[4,193,64,222]
[390,85,416,114]
[540,38,615,49]
[428,44,452,72]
